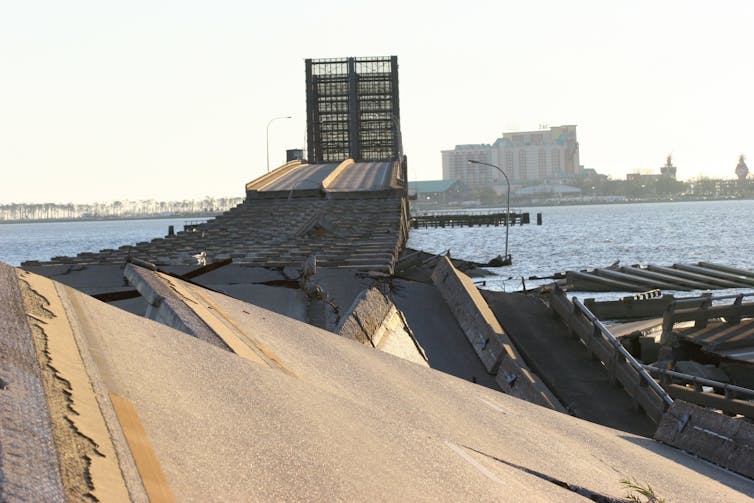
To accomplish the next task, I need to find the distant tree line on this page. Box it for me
[570,175,754,200]
[466,175,754,206]
[0,196,245,222]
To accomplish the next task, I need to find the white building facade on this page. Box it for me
[441,125,581,188]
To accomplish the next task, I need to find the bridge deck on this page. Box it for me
[326,161,395,191]
[262,163,338,191]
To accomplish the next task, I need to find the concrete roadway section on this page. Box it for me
[482,290,657,437]
[391,279,499,390]
[261,163,338,191]
[260,160,396,192]
[326,160,395,191]
[4,263,753,501]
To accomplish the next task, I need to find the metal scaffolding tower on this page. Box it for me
[306,56,401,163]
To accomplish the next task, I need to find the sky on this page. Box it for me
[1,1,753,204]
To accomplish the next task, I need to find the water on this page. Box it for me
[1,201,753,299]
[0,218,189,266]
[407,200,754,296]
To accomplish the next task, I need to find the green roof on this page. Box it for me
[408,180,463,193]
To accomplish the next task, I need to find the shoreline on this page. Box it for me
[3,195,752,224]
[414,195,753,211]
[0,212,220,225]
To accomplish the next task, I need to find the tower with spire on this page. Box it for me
[660,154,677,179]
[735,154,749,181]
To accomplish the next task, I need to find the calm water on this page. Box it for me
[0,218,189,266]
[1,201,753,297]
[407,200,754,295]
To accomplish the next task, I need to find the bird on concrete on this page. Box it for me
[193,251,207,266]
[303,254,317,281]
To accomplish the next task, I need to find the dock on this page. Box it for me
[410,210,531,229]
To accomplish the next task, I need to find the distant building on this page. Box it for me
[286,149,304,162]
[408,180,469,206]
[441,125,581,188]
[660,155,677,179]
[736,155,749,181]
[626,173,663,184]
[628,155,678,183]
[441,145,494,187]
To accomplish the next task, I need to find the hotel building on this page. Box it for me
[441,125,581,188]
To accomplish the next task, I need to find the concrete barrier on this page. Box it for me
[245,160,305,194]
[431,257,563,411]
[655,400,754,479]
[124,264,230,351]
[320,159,354,189]
[338,286,428,367]
[431,256,506,373]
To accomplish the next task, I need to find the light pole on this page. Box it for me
[468,159,512,266]
[266,116,292,172]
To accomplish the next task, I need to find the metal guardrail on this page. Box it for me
[661,291,754,339]
[573,298,674,409]
[670,291,754,306]
[643,365,754,399]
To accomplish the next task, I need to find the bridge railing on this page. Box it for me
[550,286,673,423]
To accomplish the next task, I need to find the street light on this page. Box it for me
[468,159,512,266]
[266,116,292,173]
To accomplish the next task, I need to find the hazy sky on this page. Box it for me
[2,1,752,203]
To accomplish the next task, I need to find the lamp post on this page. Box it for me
[266,116,292,172]
[468,160,512,266]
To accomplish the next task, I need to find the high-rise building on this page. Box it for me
[441,144,495,186]
[441,125,581,187]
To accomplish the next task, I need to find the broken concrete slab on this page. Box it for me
[392,279,499,389]
[655,400,754,479]
[338,286,428,366]
[431,257,564,412]
[431,256,507,373]
[3,262,753,501]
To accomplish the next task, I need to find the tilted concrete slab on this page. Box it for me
[431,257,564,412]
[338,285,428,366]
[3,261,753,501]
[325,160,397,191]
[482,290,657,438]
[260,163,338,191]
[655,400,754,479]
[392,279,499,390]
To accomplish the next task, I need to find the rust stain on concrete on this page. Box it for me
[110,394,176,503]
